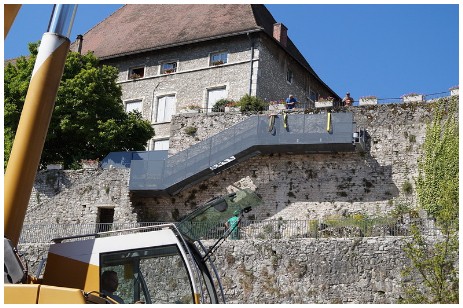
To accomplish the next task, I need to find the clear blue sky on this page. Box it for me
[3,3,460,101]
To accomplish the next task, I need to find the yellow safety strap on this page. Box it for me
[283,112,288,128]
[268,115,276,132]
[326,112,331,132]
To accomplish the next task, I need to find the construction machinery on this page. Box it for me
[5,188,260,304]
[4,4,260,304]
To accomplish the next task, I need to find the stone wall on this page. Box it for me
[208,237,414,304]
[18,236,416,304]
[257,35,334,105]
[17,100,450,303]
[24,168,134,226]
[132,102,435,222]
[24,102,437,225]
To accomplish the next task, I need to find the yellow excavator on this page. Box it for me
[4,4,260,303]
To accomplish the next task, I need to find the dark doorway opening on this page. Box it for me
[96,207,114,233]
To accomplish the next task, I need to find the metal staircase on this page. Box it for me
[105,112,365,196]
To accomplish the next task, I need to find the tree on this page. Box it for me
[400,97,459,303]
[4,42,154,169]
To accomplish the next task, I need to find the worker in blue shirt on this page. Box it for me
[286,94,298,109]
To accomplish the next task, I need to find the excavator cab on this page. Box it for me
[35,188,261,304]
[41,224,223,304]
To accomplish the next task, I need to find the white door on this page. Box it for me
[156,95,176,123]
[207,87,227,112]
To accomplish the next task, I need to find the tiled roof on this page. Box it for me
[72,4,337,98]
[74,4,264,59]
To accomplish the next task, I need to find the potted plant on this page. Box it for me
[315,96,334,108]
[224,101,240,112]
[359,95,378,106]
[163,68,176,74]
[402,92,424,103]
[129,73,141,80]
[212,99,233,112]
[211,60,224,66]
[450,86,459,96]
[268,99,286,110]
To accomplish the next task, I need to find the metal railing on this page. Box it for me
[185,90,456,114]
[18,222,165,244]
[130,113,356,195]
[18,218,440,244]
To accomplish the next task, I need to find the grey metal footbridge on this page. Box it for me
[102,112,365,196]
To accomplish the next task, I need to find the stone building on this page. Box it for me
[71,4,339,151]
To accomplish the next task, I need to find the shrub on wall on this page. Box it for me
[237,94,268,112]
[184,126,197,136]
[401,97,459,304]
[212,99,235,112]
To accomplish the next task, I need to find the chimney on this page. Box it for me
[273,23,288,47]
[76,34,83,54]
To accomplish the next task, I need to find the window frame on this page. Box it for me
[160,61,178,74]
[99,244,195,304]
[128,66,145,80]
[124,99,143,114]
[309,89,318,103]
[209,52,228,66]
[286,68,293,84]
[152,139,170,151]
[155,94,176,123]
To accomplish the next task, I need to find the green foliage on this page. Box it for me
[4,42,154,169]
[401,97,459,303]
[401,225,459,303]
[322,213,395,234]
[212,98,235,112]
[401,180,413,195]
[237,94,268,112]
[416,97,459,223]
[184,126,197,136]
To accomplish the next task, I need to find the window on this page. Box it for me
[125,99,143,113]
[156,95,176,123]
[128,67,144,79]
[161,62,177,74]
[210,52,228,66]
[207,87,227,112]
[153,139,169,151]
[286,69,293,84]
[309,90,318,102]
[100,245,195,304]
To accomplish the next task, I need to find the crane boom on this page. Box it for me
[4,4,22,39]
[4,4,77,246]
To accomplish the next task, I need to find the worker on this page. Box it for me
[342,92,354,106]
[285,94,298,109]
[101,270,125,304]
[226,210,241,239]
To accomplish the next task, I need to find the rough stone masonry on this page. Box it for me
[18,99,451,303]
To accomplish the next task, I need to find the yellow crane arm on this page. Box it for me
[4,4,22,39]
[4,5,78,246]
